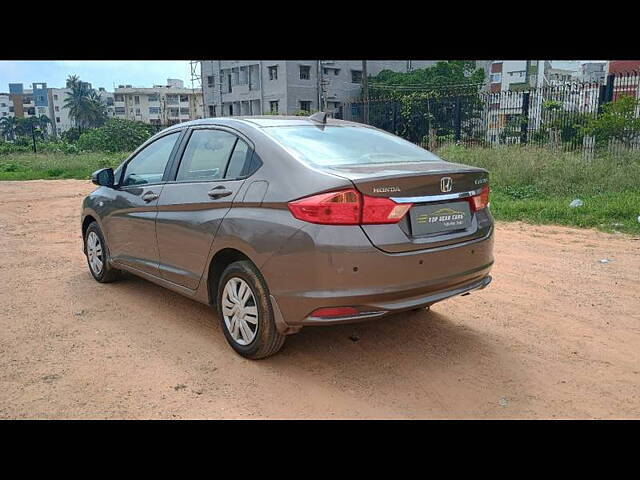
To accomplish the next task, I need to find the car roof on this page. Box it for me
[162,115,366,133]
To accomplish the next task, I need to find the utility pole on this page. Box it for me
[362,60,369,124]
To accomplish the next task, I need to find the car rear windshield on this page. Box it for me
[262,125,440,167]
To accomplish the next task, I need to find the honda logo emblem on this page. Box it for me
[440,177,453,193]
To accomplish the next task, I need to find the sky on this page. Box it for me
[0,60,605,93]
[0,61,194,92]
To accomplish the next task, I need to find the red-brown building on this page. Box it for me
[608,60,640,74]
[608,61,640,100]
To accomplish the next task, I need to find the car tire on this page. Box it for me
[217,260,285,359]
[85,221,120,283]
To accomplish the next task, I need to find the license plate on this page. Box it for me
[409,201,472,236]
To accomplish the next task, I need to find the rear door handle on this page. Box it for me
[142,191,159,202]
[208,187,233,199]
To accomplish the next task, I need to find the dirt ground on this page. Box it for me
[0,179,639,419]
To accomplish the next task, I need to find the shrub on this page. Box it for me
[77,118,156,152]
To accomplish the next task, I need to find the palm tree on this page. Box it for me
[63,75,106,131]
[66,74,80,89]
[0,116,18,141]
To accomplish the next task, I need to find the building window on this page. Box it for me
[115,94,124,102]
[180,95,188,102]
[299,65,311,80]
[135,108,141,115]
[134,96,140,104]
[490,73,502,83]
[207,75,215,87]
[115,107,125,114]
[53,94,58,100]
[229,104,233,116]
[106,97,114,106]
[56,117,60,123]
[300,101,311,112]
[208,105,214,117]
[228,74,233,93]
[270,100,279,114]
[351,70,362,83]
[55,106,59,112]
[268,65,278,81]
[148,94,159,102]
[149,107,160,114]
[180,107,190,115]
[166,95,179,104]
[169,108,179,117]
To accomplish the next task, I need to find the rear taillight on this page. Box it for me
[361,195,412,224]
[469,185,490,212]
[287,189,360,225]
[288,189,412,225]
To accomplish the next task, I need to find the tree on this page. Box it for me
[583,95,640,149]
[368,61,486,99]
[37,115,51,139]
[63,75,107,130]
[0,116,18,141]
[66,74,80,89]
[363,62,486,144]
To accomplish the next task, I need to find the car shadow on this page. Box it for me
[69,269,523,416]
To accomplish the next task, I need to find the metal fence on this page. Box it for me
[338,71,640,156]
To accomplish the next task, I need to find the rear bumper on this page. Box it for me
[299,274,492,326]
[261,223,494,332]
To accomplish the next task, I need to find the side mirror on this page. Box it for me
[91,167,115,187]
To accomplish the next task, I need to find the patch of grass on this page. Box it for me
[1,146,639,235]
[436,145,640,235]
[490,191,640,235]
[0,152,128,181]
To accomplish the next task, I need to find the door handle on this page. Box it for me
[142,191,159,202]
[208,187,233,199]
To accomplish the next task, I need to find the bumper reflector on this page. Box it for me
[309,307,359,318]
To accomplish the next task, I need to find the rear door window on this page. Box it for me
[176,129,237,182]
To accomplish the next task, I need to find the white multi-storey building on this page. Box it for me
[200,60,438,117]
[113,79,203,126]
[0,93,10,119]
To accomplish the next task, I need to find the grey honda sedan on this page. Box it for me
[82,113,493,359]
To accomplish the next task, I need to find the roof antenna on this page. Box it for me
[309,111,327,124]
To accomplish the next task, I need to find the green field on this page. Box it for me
[436,145,640,235]
[0,152,128,181]
[1,146,639,235]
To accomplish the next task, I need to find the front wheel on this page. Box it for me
[216,260,285,359]
[85,221,120,283]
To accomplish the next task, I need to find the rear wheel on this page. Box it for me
[216,260,285,359]
[85,222,120,283]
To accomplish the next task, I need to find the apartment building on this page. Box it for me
[3,82,116,136]
[580,62,607,83]
[0,93,10,118]
[200,60,437,117]
[113,79,203,126]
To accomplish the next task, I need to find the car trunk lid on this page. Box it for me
[326,161,491,253]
